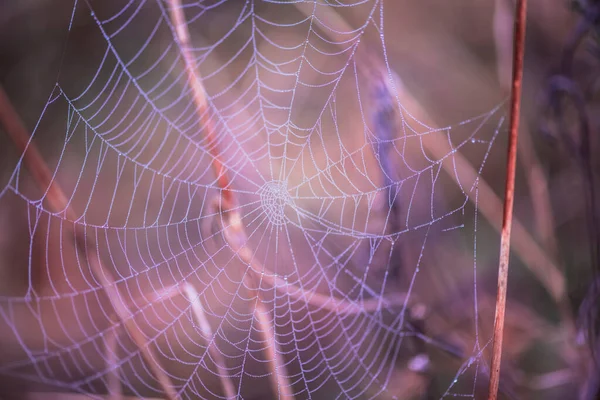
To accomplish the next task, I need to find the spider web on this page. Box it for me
[0,0,506,399]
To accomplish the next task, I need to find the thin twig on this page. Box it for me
[166,2,298,398]
[0,88,76,221]
[167,0,233,206]
[494,0,582,380]
[214,198,406,314]
[104,281,238,398]
[246,275,295,399]
[527,369,573,391]
[182,283,237,399]
[495,0,559,256]
[0,85,180,400]
[488,0,527,399]
[426,126,563,300]
[81,238,180,400]
[518,126,559,257]
[105,316,122,400]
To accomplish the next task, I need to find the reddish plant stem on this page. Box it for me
[182,283,237,399]
[0,88,76,221]
[167,3,298,397]
[168,0,233,207]
[0,85,180,400]
[488,0,527,399]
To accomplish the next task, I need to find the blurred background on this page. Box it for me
[0,0,598,399]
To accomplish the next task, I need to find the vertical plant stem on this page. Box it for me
[488,1,527,399]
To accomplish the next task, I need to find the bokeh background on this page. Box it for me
[0,1,598,399]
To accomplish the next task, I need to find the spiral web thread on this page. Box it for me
[0,0,506,399]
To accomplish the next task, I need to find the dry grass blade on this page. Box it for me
[79,237,180,400]
[247,276,295,399]
[0,85,180,400]
[0,88,75,221]
[488,0,528,399]
[216,199,406,314]
[167,1,298,397]
[167,0,233,206]
[105,316,122,400]
[293,0,564,304]
[182,283,237,399]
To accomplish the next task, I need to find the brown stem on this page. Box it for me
[495,0,579,373]
[167,0,233,206]
[166,3,298,397]
[84,246,179,400]
[488,1,527,399]
[167,2,408,390]
[0,87,75,221]
[0,85,180,400]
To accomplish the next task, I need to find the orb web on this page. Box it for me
[0,1,506,399]
[259,181,292,227]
